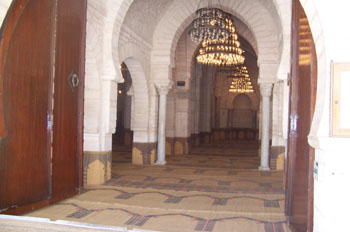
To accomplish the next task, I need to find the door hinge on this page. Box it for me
[47,113,53,130]
[290,114,299,136]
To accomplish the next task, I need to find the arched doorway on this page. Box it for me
[112,62,133,164]
[231,93,256,129]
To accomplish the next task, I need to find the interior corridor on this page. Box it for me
[26,142,289,232]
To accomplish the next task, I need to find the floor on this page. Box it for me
[26,142,290,232]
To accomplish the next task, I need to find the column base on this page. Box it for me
[155,160,166,165]
[174,137,190,154]
[270,146,286,170]
[132,142,156,165]
[166,137,175,155]
[259,166,270,171]
[83,151,112,185]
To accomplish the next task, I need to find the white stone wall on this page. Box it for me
[272,80,287,146]
[122,0,173,46]
[122,0,178,141]
[173,31,191,138]
[169,27,203,138]
[85,0,173,145]
[84,0,139,151]
[84,1,108,151]
[272,0,292,147]
[118,22,153,143]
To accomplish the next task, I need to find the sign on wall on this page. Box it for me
[331,62,350,136]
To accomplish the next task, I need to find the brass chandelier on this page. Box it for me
[227,66,254,93]
[196,16,245,66]
[189,1,229,42]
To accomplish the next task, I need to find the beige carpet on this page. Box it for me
[26,144,289,232]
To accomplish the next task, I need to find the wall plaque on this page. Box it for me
[331,62,350,136]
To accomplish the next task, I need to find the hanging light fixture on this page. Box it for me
[189,0,229,42]
[196,16,245,66]
[227,66,254,93]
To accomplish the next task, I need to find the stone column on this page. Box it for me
[259,83,273,170]
[124,86,133,146]
[155,83,172,165]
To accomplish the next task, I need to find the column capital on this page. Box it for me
[155,82,173,95]
[259,83,273,97]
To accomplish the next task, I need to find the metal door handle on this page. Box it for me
[68,70,79,90]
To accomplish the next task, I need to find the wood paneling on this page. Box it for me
[51,0,86,203]
[0,0,55,213]
[286,0,317,231]
[0,0,86,213]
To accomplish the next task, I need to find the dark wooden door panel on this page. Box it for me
[0,0,55,212]
[0,0,86,213]
[51,0,86,202]
[286,1,317,231]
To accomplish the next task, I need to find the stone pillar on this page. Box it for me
[124,87,133,146]
[174,89,190,154]
[259,83,273,170]
[124,86,133,130]
[83,78,117,185]
[155,83,172,165]
[83,151,111,185]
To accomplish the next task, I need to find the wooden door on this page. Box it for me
[285,0,317,231]
[0,0,86,214]
[51,0,86,203]
[0,0,56,214]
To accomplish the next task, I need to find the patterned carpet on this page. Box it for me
[26,144,289,232]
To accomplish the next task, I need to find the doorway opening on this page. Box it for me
[112,62,133,164]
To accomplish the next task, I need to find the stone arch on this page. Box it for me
[108,0,135,82]
[118,36,151,77]
[152,0,284,83]
[122,57,150,140]
[232,94,255,129]
[233,94,253,110]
